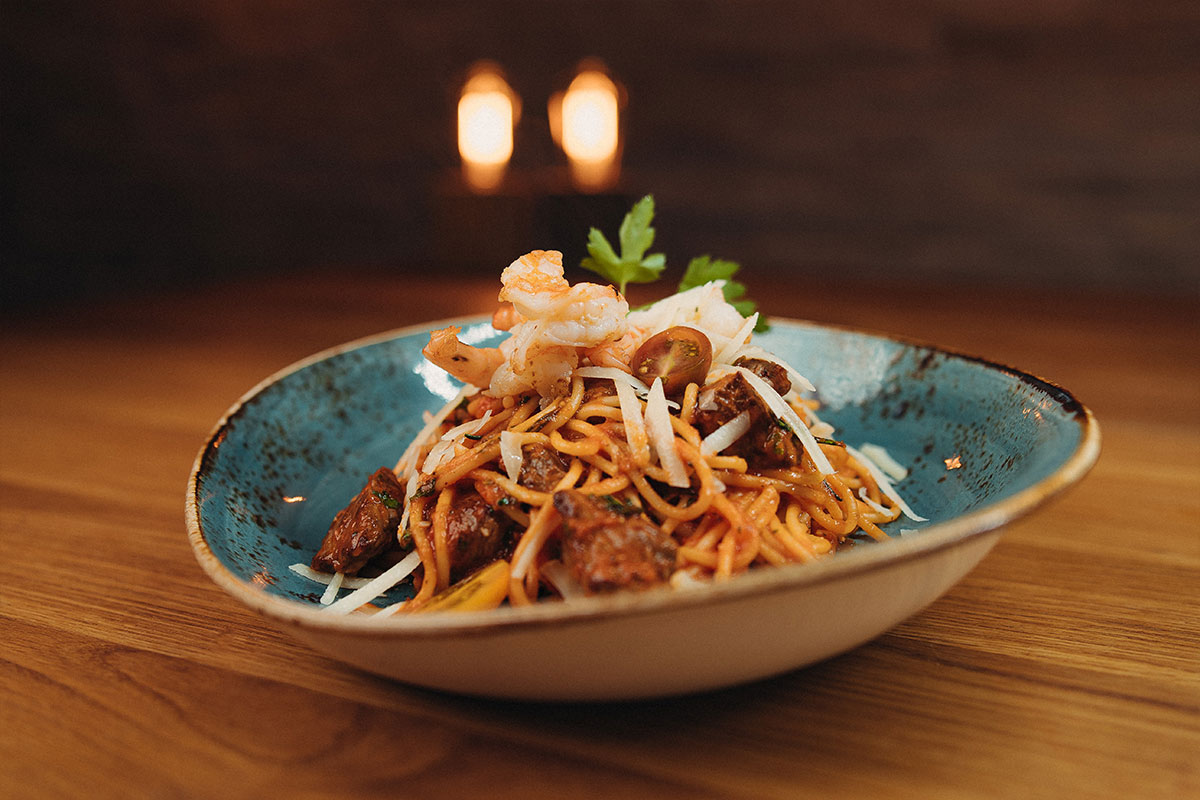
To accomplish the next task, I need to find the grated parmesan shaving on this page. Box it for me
[732,366,834,476]
[397,470,420,534]
[440,409,491,441]
[700,410,751,456]
[573,365,651,394]
[539,559,586,600]
[712,313,759,366]
[319,571,345,605]
[324,550,422,615]
[859,442,909,482]
[857,487,900,520]
[395,384,478,477]
[614,379,650,465]
[846,444,927,522]
[499,430,524,482]
[420,438,459,474]
[644,377,690,487]
[730,345,816,393]
[289,563,378,590]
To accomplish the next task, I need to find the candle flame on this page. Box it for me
[556,67,621,192]
[458,65,518,193]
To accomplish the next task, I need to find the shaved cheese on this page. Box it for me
[614,379,650,465]
[397,470,420,534]
[288,563,377,590]
[319,571,345,605]
[732,366,834,476]
[395,384,478,477]
[573,365,651,394]
[859,442,909,481]
[644,377,689,487]
[700,410,751,455]
[857,487,900,519]
[324,550,422,615]
[372,600,407,618]
[440,409,491,441]
[731,345,816,393]
[712,313,759,365]
[499,430,524,482]
[809,421,836,439]
[420,439,459,474]
[539,559,586,600]
[846,444,927,522]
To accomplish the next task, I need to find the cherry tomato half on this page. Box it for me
[630,326,713,395]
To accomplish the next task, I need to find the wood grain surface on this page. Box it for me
[2,272,1197,799]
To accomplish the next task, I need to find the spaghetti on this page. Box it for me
[301,250,922,614]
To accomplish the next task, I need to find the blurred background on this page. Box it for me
[4,0,1199,313]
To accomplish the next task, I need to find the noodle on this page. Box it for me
[303,253,924,614]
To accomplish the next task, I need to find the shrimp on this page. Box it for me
[424,250,631,398]
[583,326,647,371]
[422,325,505,388]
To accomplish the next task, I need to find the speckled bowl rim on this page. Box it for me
[185,315,1100,639]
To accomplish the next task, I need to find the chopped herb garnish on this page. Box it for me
[580,195,667,295]
[601,494,640,516]
[822,480,843,502]
[372,490,400,509]
[463,433,482,441]
[497,496,516,507]
[412,478,436,498]
[775,417,792,432]
[815,436,846,447]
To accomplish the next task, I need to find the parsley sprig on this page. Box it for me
[580,195,666,295]
[581,195,767,331]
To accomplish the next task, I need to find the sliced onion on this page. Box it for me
[699,410,751,456]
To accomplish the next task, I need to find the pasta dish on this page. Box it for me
[293,243,924,615]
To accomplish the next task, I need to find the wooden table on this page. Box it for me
[3,270,1197,799]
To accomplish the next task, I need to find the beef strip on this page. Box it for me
[519,442,569,492]
[443,488,514,581]
[693,358,802,467]
[732,356,791,396]
[553,490,678,594]
[311,467,404,574]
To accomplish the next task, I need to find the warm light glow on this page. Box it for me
[457,66,517,193]
[556,68,621,192]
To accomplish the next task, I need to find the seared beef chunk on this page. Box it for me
[444,489,513,581]
[693,363,802,467]
[732,356,791,396]
[312,467,404,574]
[553,490,677,594]
[519,442,569,492]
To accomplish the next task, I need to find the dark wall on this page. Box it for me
[4,1,1199,309]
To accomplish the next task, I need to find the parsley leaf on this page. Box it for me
[678,255,769,332]
[580,195,667,294]
[371,490,400,509]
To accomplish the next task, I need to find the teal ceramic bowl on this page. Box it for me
[186,317,1099,700]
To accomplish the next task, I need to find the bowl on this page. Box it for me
[185,316,1099,701]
